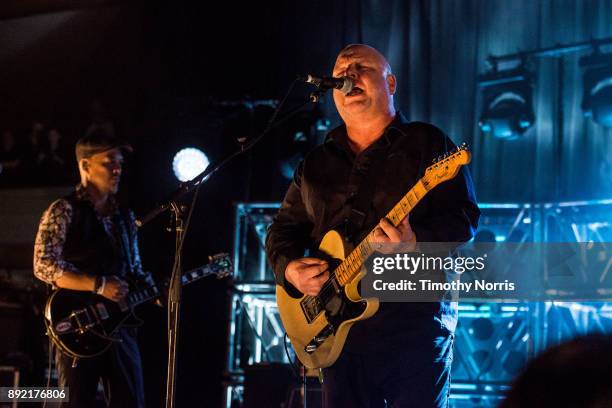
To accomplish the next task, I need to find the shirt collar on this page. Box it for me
[325,111,409,150]
[75,183,119,215]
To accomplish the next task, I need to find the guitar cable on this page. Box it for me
[283,333,301,377]
[284,333,311,408]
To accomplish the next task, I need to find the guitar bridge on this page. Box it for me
[70,308,96,333]
[304,324,334,354]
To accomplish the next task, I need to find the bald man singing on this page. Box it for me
[266,45,480,407]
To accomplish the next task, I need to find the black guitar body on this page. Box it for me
[45,289,140,359]
[43,254,232,360]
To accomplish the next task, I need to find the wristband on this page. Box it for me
[93,276,106,295]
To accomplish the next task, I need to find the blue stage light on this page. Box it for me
[478,68,535,139]
[172,147,210,182]
[581,53,612,128]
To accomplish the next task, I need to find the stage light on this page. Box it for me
[478,67,535,139]
[172,147,210,182]
[581,52,612,128]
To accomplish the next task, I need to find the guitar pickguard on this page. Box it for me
[300,296,324,323]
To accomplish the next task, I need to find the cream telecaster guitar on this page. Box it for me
[276,144,471,369]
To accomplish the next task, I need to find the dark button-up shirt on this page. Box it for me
[265,113,480,351]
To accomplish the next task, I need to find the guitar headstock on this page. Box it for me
[422,143,471,190]
[208,253,233,279]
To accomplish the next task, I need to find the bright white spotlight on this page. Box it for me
[172,147,210,182]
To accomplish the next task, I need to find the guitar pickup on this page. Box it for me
[94,303,109,320]
[304,324,334,354]
[300,296,323,323]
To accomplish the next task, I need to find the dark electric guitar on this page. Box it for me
[45,254,232,359]
[276,145,471,369]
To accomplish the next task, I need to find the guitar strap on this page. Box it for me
[114,209,135,278]
[343,146,391,243]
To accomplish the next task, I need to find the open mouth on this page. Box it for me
[346,87,364,97]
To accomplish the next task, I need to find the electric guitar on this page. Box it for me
[276,145,471,369]
[45,253,232,359]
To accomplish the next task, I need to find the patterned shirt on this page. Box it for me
[33,185,145,285]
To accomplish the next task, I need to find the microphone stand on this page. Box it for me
[136,79,324,408]
[165,201,184,408]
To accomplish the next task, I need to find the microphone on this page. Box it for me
[298,74,354,94]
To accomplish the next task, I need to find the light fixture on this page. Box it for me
[478,67,535,140]
[172,147,210,182]
[581,52,612,128]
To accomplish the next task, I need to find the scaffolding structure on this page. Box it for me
[225,200,612,407]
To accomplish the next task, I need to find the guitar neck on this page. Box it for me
[124,265,219,308]
[124,286,160,309]
[180,265,218,286]
[333,179,429,287]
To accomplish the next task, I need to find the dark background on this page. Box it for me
[1,1,611,407]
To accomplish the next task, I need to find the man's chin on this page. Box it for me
[341,101,369,116]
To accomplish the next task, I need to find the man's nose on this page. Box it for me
[346,66,359,79]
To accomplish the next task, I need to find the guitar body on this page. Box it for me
[44,254,232,360]
[276,230,379,369]
[45,289,137,359]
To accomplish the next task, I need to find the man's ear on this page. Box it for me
[79,159,89,174]
[387,74,397,95]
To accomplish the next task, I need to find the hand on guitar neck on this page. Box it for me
[372,216,417,254]
[285,216,416,296]
[98,276,129,302]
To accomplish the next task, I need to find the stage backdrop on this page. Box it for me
[295,0,612,203]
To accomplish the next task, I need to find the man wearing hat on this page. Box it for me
[33,130,146,407]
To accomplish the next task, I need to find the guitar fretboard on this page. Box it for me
[122,261,227,309]
[181,266,217,285]
[334,179,429,287]
[123,286,160,309]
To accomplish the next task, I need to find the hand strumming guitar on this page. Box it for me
[285,258,329,296]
